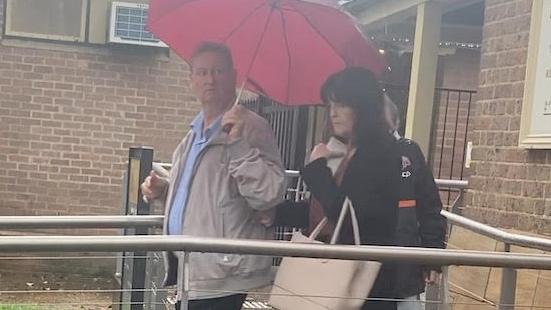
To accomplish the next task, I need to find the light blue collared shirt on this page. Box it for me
[168,112,222,235]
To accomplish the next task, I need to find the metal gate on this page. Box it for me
[385,85,476,205]
[242,96,309,170]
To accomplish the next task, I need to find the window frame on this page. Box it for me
[4,0,88,42]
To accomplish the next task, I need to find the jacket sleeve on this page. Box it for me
[227,115,286,211]
[410,142,447,250]
[151,138,187,207]
[301,158,346,223]
[274,200,310,229]
[302,149,400,246]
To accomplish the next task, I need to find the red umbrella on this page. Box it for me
[148,0,385,105]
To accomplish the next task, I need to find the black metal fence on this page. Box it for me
[430,88,476,204]
[241,97,309,170]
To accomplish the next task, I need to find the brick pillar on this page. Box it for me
[467,0,550,234]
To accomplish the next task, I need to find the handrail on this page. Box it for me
[0,215,164,229]
[435,179,468,190]
[442,210,551,252]
[3,175,549,254]
[153,162,302,178]
[153,164,468,188]
[2,212,548,258]
[0,235,549,270]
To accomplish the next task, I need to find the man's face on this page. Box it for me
[191,51,237,107]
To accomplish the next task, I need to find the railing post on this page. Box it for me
[451,188,464,216]
[430,187,460,310]
[425,284,439,310]
[177,251,190,310]
[425,266,450,310]
[499,243,517,310]
[438,267,450,310]
[116,147,153,310]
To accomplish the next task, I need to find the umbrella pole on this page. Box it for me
[232,81,247,106]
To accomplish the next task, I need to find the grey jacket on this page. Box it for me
[156,109,286,299]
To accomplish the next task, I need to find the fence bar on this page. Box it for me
[0,215,164,229]
[442,210,551,251]
[0,235,550,270]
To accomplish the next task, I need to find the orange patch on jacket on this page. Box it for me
[399,200,416,208]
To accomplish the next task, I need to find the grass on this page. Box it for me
[0,306,47,310]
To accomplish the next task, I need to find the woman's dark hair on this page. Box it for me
[320,67,391,147]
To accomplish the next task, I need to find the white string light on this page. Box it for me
[372,36,482,50]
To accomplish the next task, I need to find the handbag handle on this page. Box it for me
[330,197,361,245]
[308,217,328,240]
[308,197,361,245]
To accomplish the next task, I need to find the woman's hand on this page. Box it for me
[309,143,344,162]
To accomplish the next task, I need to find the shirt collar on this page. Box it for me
[190,112,223,141]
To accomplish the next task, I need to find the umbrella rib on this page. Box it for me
[286,1,345,66]
[278,9,293,104]
[246,77,267,95]
[223,1,269,43]
[241,4,276,92]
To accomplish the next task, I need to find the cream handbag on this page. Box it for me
[269,197,381,310]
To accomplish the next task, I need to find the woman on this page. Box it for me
[301,67,401,310]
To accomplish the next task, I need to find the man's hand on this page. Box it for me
[222,104,246,141]
[140,171,165,202]
[425,270,441,285]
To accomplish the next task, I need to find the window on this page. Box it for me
[5,0,88,42]
[108,2,167,47]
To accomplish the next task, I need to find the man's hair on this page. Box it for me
[191,42,234,69]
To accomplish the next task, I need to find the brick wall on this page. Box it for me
[0,5,200,215]
[440,49,481,91]
[466,0,550,234]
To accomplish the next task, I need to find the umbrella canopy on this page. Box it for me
[149,0,385,105]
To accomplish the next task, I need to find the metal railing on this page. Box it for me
[442,209,551,310]
[0,234,550,310]
[1,174,551,309]
[1,235,549,269]
[442,210,551,252]
[0,215,163,229]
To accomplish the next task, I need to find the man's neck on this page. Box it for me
[202,101,231,130]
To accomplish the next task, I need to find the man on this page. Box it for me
[384,97,447,310]
[141,42,286,310]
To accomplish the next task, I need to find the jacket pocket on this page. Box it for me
[215,253,244,275]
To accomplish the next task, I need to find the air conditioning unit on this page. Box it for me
[108,1,167,48]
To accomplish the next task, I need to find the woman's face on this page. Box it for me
[329,101,355,140]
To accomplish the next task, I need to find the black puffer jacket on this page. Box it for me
[394,138,447,298]
[301,140,401,310]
